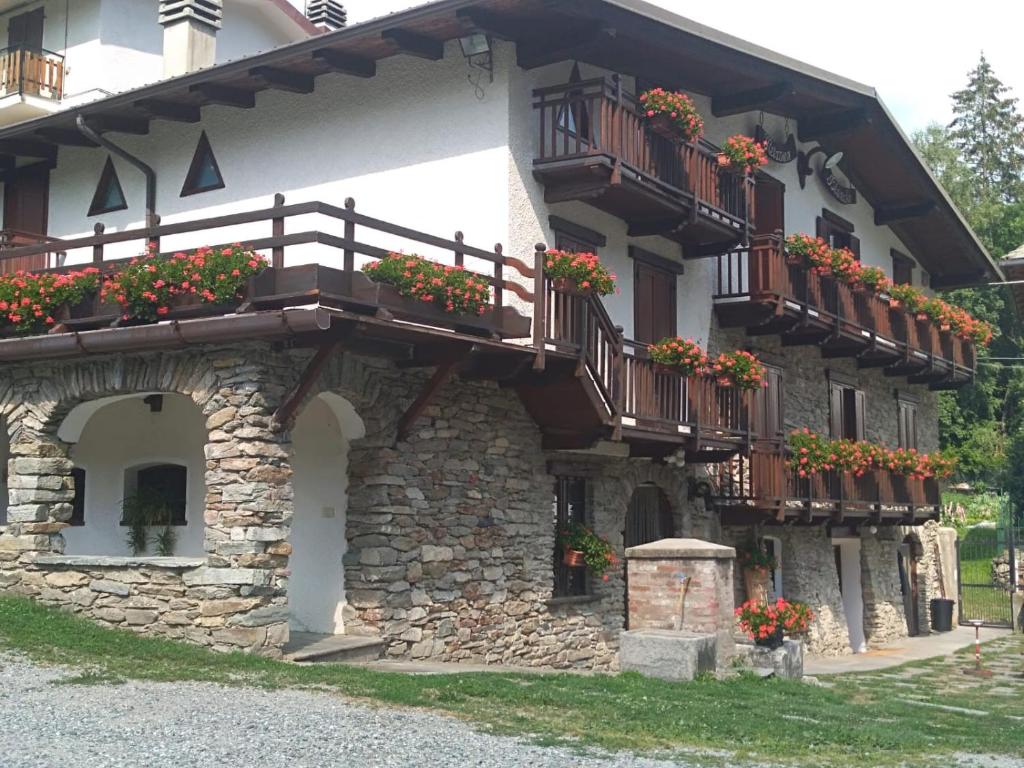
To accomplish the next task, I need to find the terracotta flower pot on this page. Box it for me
[716,152,730,167]
[563,549,585,568]
[889,299,902,310]
[785,253,803,266]
[551,276,591,296]
[646,113,684,142]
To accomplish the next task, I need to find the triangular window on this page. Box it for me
[556,62,590,142]
[180,131,224,197]
[87,156,127,216]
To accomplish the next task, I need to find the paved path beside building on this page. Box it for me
[0,653,691,768]
[805,626,1011,675]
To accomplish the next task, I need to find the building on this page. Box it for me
[0,0,990,665]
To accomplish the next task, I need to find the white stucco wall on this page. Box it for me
[62,393,206,557]
[47,40,515,280]
[288,393,364,635]
[218,0,302,63]
[834,537,867,653]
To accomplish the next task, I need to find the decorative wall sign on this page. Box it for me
[755,124,797,164]
[822,167,857,205]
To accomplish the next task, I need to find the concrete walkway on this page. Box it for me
[805,626,1012,675]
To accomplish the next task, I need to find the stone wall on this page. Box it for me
[859,531,908,645]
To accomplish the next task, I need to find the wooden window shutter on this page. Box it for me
[853,389,866,441]
[898,398,918,450]
[848,234,860,260]
[633,262,676,344]
[829,381,844,438]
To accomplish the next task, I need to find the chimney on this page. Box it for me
[306,0,346,32]
[159,0,222,78]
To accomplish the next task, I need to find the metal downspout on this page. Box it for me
[75,114,158,227]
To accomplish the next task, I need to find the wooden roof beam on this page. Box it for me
[134,98,201,123]
[396,357,463,440]
[381,28,444,60]
[249,66,315,94]
[312,48,376,78]
[874,200,936,226]
[712,81,794,117]
[455,7,531,39]
[190,82,257,109]
[34,128,99,147]
[516,22,612,69]
[90,114,151,135]
[798,109,867,142]
[0,138,57,160]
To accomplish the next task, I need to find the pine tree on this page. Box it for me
[948,53,1024,203]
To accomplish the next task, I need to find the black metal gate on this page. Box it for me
[958,523,1020,626]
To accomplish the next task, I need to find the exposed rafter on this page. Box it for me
[271,340,344,431]
[249,66,315,94]
[134,98,201,123]
[797,109,867,141]
[516,22,611,69]
[381,28,444,60]
[0,138,57,159]
[873,200,936,226]
[455,6,531,39]
[190,82,257,109]
[312,48,376,78]
[626,218,683,238]
[396,357,464,440]
[34,128,99,147]
[711,81,793,117]
[90,114,151,135]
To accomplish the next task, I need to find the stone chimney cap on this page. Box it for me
[306,0,346,31]
[159,0,223,29]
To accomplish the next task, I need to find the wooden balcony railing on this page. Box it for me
[537,271,750,451]
[712,447,942,523]
[532,77,753,232]
[0,47,64,100]
[713,233,976,385]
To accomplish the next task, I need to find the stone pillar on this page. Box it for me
[0,430,74,575]
[625,538,736,659]
[860,531,908,646]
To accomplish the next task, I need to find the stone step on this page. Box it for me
[284,632,385,663]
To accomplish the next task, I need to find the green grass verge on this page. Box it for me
[1,594,1022,768]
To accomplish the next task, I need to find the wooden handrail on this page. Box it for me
[0,46,64,100]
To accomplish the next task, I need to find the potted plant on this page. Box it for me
[736,598,814,649]
[363,252,492,316]
[709,350,766,390]
[121,487,177,556]
[717,134,768,174]
[649,336,707,376]
[0,268,103,336]
[887,282,925,314]
[856,265,890,296]
[637,87,704,143]
[558,522,617,581]
[543,249,617,296]
[784,233,831,268]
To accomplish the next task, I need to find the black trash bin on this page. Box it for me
[930,598,955,632]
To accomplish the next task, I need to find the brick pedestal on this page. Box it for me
[625,538,736,662]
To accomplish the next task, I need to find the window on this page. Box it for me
[816,210,859,258]
[553,476,589,597]
[549,215,605,255]
[180,131,225,197]
[555,62,591,142]
[122,463,188,526]
[69,467,86,527]
[897,392,918,450]
[87,157,127,216]
[828,373,865,441]
[892,250,914,286]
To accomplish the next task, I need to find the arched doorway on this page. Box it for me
[623,483,673,627]
[898,534,922,635]
[288,393,364,636]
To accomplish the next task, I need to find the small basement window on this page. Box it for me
[121,463,188,526]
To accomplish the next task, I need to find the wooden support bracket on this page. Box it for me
[396,358,463,441]
[272,340,344,431]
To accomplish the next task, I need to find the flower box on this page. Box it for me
[51,291,121,332]
[647,113,686,142]
[551,276,591,296]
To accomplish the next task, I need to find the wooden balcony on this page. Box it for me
[713,234,976,389]
[517,275,752,458]
[0,47,64,101]
[532,77,753,252]
[711,446,941,526]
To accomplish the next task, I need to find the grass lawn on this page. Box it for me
[1,594,1022,768]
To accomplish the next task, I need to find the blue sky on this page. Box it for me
[290,0,1024,135]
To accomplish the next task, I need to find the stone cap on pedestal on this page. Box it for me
[625,538,735,560]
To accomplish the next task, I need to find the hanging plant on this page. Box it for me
[543,249,617,296]
[857,265,891,294]
[649,337,707,376]
[717,134,768,174]
[709,350,767,391]
[784,233,832,268]
[887,283,926,314]
[736,598,814,648]
[637,87,704,142]
[557,522,617,579]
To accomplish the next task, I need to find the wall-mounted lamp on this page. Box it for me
[797,146,844,189]
[459,32,493,87]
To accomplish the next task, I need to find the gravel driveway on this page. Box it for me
[0,654,697,768]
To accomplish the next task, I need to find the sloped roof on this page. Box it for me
[0,0,999,285]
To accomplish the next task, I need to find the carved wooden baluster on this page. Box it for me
[92,223,105,264]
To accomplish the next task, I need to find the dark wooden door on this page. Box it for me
[3,164,50,272]
[754,175,784,236]
[633,261,676,344]
[8,9,44,49]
